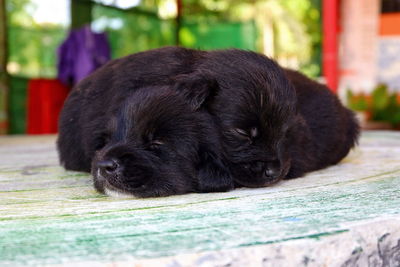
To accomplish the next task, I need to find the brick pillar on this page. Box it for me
[338,0,381,94]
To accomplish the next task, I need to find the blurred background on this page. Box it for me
[0,0,399,135]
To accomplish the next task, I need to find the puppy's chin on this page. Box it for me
[92,168,106,193]
[235,176,281,188]
[104,186,136,198]
[92,168,143,197]
[234,173,283,188]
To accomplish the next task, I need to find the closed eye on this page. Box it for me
[149,140,164,150]
[234,128,250,138]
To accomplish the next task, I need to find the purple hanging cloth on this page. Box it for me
[57,25,111,87]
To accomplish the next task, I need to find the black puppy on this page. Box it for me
[175,49,296,187]
[110,47,302,188]
[283,69,360,178]
[176,50,359,187]
[58,46,359,196]
[57,81,233,197]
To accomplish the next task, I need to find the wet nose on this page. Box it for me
[97,159,119,175]
[264,161,281,179]
[264,167,279,178]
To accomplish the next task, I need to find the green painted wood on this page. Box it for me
[0,0,8,134]
[0,131,400,266]
[71,0,93,29]
[8,76,28,134]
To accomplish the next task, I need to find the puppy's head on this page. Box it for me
[177,50,298,187]
[90,86,204,197]
[221,93,298,188]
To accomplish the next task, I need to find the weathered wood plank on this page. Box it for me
[0,131,399,266]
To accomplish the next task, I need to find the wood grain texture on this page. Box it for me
[0,131,399,266]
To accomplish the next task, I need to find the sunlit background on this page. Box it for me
[6,0,322,78]
[0,0,399,134]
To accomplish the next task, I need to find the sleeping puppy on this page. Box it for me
[59,46,359,196]
[176,49,359,187]
[57,81,233,197]
[283,69,360,178]
[86,47,299,188]
[175,49,297,187]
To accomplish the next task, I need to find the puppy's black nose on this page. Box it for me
[264,168,279,178]
[264,161,281,179]
[98,159,119,175]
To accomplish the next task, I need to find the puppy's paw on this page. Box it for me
[197,152,234,193]
[284,166,305,179]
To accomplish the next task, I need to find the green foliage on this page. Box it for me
[7,0,322,78]
[180,20,257,50]
[92,1,258,57]
[347,90,369,111]
[347,85,400,126]
[8,26,66,78]
[7,0,67,78]
[92,4,175,58]
[280,0,321,77]
[6,0,35,27]
[226,0,321,78]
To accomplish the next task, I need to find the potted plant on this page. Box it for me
[346,84,400,130]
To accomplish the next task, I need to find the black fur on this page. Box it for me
[175,50,297,187]
[58,46,359,196]
[58,83,233,197]
[283,69,360,178]
[174,49,359,187]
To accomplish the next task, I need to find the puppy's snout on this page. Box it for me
[264,167,279,178]
[249,161,264,173]
[98,159,120,175]
[263,160,281,179]
[247,161,280,178]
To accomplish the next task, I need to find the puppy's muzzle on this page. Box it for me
[237,159,284,187]
[263,160,281,180]
[245,160,280,180]
[97,159,120,177]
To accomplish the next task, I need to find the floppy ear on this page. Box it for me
[57,89,91,172]
[173,73,219,110]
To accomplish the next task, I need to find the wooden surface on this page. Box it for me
[1,131,400,267]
